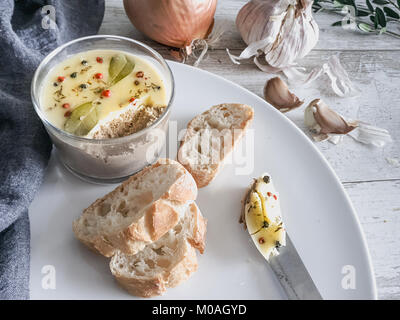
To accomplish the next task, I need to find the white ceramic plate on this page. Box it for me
[29,61,377,299]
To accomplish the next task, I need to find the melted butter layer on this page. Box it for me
[40,50,167,132]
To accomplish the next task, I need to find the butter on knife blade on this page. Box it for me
[241,173,322,300]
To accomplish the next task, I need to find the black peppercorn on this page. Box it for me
[134,80,140,86]
[79,83,87,89]
[53,82,58,87]
[263,176,270,184]
[81,60,88,66]
[70,72,77,78]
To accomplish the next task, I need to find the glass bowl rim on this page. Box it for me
[31,34,175,144]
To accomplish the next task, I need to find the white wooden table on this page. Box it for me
[100,0,400,299]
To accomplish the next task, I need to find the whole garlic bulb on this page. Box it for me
[230,0,319,71]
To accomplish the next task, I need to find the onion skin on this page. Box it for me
[123,0,217,50]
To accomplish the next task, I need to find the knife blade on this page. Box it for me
[268,235,323,300]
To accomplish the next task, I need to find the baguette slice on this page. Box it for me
[110,202,206,297]
[178,103,254,188]
[73,158,197,257]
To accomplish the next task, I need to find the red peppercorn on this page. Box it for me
[62,103,70,109]
[96,57,103,63]
[64,110,71,117]
[129,97,135,103]
[273,194,278,200]
[136,71,144,78]
[267,192,272,197]
[102,89,111,97]
[258,237,265,244]
[57,76,65,82]
[94,73,103,79]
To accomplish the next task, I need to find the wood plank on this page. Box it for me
[101,0,400,51]
[145,48,400,184]
[344,180,400,300]
[207,49,400,184]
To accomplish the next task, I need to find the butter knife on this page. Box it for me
[268,235,323,300]
[243,174,323,300]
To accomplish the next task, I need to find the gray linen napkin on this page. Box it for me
[0,0,105,299]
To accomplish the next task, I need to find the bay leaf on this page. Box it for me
[109,54,127,84]
[375,7,387,27]
[110,57,135,86]
[64,101,98,136]
[383,6,400,19]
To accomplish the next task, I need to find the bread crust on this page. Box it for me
[178,103,254,188]
[73,158,198,257]
[187,203,207,254]
[114,274,167,298]
[110,203,206,297]
[147,201,180,240]
[162,171,197,202]
[112,241,198,298]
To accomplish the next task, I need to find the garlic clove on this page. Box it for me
[264,77,303,112]
[304,101,320,133]
[304,99,392,147]
[304,99,357,135]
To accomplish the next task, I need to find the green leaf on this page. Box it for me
[338,0,357,5]
[366,0,374,13]
[358,22,373,32]
[383,6,400,19]
[357,9,370,16]
[333,0,345,8]
[372,0,389,4]
[110,58,135,86]
[108,54,135,86]
[380,26,387,34]
[350,0,358,14]
[372,12,378,28]
[109,54,127,83]
[313,3,322,12]
[64,102,98,136]
[375,7,387,27]
[332,20,343,26]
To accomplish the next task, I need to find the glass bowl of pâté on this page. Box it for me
[31,35,174,183]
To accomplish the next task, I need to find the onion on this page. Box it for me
[123,0,218,53]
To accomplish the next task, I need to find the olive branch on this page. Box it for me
[313,0,400,38]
